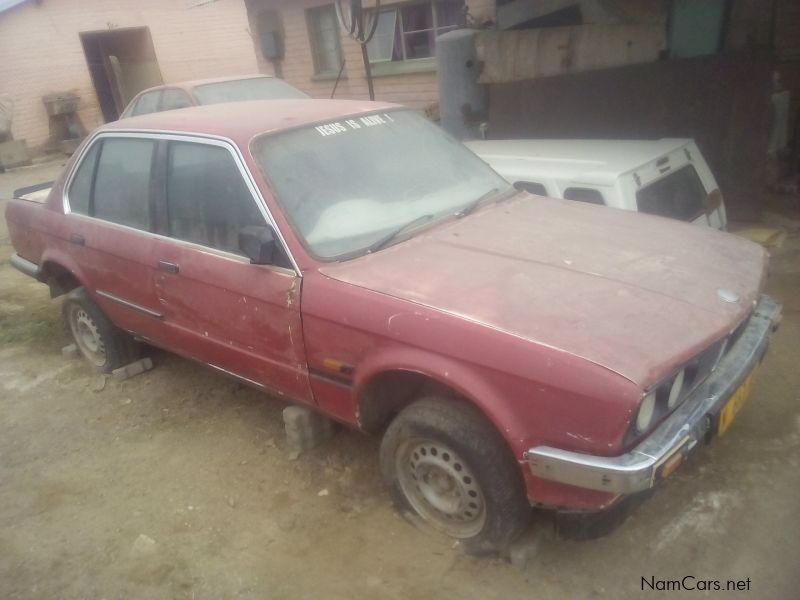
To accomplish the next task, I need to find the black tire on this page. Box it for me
[380,395,531,555]
[62,287,139,373]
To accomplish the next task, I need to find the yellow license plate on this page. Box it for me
[718,369,757,436]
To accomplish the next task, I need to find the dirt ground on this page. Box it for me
[1,161,799,600]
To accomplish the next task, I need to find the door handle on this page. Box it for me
[158,260,180,274]
[69,233,85,246]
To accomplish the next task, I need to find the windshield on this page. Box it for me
[193,78,309,104]
[252,110,510,259]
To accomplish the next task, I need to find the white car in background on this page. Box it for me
[466,138,727,229]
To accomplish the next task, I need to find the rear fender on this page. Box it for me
[39,248,89,297]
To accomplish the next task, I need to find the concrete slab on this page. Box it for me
[0,140,32,169]
[112,357,154,381]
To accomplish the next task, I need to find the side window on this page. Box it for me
[564,187,605,205]
[132,91,162,116]
[514,181,548,196]
[307,5,344,75]
[93,139,154,230]
[67,142,100,215]
[160,89,192,111]
[166,142,265,255]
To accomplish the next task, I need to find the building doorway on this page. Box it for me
[80,27,163,122]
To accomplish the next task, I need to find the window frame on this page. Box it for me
[65,136,157,232]
[66,141,102,216]
[306,4,345,76]
[368,0,463,64]
[63,131,301,275]
[163,139,271,257]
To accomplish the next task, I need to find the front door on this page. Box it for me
[151,138,312,403]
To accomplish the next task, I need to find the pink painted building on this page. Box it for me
[0,0,260,152]
[1,0,497,153]
[244,0,496,115]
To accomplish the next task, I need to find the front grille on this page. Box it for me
[726,312,751,352]
[682,338,726,398]
[684,309,754,397]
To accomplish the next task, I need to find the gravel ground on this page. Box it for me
[1,161,799,599]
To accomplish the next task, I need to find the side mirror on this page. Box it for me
[239,225,278,265]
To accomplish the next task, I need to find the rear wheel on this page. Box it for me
[63,288,139,373]
[380,395,530,555]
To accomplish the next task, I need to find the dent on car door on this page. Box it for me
[152,139,312,402]
[64,136,165,338]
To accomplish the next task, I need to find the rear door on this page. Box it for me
[64,134,166,339]
[151,137,312,402]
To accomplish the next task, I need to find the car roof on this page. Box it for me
[102,99,400,145]
[466,138,694,185]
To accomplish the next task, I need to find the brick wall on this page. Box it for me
[0,0,259,151]
[247,0,496,113]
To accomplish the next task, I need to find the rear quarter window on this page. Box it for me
[67,142,101,215]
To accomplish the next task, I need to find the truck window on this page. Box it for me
[93,139,154,230]
[165,142,265,255]
[514,181,548,196]
[636,165,706,221]
[564,187,605,205]
[67,142,101,215]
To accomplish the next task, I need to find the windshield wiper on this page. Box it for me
[455,187,505,218]
[366,214,434,254]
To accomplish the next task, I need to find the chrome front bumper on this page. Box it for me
[525,295,782,495]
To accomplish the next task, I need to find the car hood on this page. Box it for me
[318,194,767,386]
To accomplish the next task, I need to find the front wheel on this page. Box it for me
[380,396,530,555]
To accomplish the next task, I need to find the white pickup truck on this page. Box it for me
[466,138,727,230]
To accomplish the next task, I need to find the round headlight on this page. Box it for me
[636,391,656,433]
[667,369,685,409]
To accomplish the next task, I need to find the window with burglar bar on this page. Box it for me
[367,0,464,63]
[307,4,344,75]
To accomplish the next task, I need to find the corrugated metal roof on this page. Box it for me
[0,0,28,15]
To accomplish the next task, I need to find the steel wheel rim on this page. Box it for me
[68,305,106,367]
[395,438,487,538]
